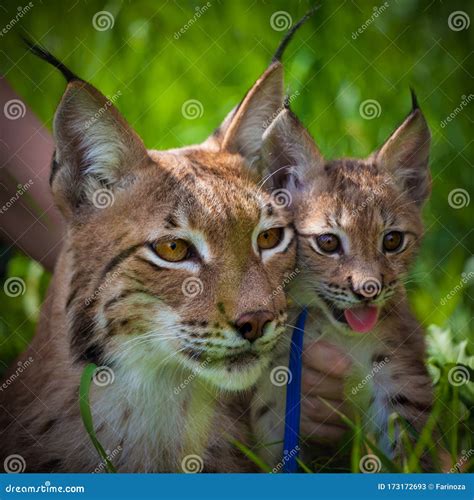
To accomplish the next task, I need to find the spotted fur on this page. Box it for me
[252,99,434,469]
[0,52,297,472]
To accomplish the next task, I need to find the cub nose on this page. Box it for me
[350,277,383,300]
[235,311,275,343]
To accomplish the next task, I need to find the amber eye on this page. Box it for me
[315,233,341,254]
[257,228,283,250]
[153,239,192,262]
[383,231,404,253]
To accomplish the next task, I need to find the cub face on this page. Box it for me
[53,63,297,390]
[260,96,431,334]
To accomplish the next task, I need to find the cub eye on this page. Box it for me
[257,228,283,250]
[383,231,404,253]
[153,239,192,262]
[315,233,341,254]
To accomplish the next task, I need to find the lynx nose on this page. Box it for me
[235,311,275,343]
[350,276,383,300]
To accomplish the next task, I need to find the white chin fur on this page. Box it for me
[197,357,270,391]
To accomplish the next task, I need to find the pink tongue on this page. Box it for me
[344,306,379,333]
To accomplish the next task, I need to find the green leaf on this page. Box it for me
[79,363,117,473]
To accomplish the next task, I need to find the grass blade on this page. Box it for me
[296,457,313,473]
[79,363,117,473]
[318,397,401,473]
[228,436,272,473]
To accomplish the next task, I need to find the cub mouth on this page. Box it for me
[320,297,379,334]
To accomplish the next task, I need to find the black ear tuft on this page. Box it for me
[22,36,81,83]
[410,87,419,112]
[271,5,320,63]
[374,91,431,206]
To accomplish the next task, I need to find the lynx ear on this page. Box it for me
[52,80,148,217]
[219,62,284,164]
[260,107,324,190]
[214,5,318,163]
[373,93,431,206]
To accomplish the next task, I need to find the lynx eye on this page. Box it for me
[383,231,404,253]
[315,233,341,254]
[257,227,283,250]
[153,239,192,262]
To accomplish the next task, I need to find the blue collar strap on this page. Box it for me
[282,307,308,473]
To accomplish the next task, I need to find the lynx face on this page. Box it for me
[52,62,297,390]
[261,96,431,334]
[294,158,424,332]
[69,150,295,390]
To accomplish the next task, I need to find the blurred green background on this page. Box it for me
[0,0,472,380]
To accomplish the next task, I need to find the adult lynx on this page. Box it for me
[0,43,296,473]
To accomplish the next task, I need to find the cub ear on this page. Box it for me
[373,91,431,206]
[52,80,148,218]
[218,62,284,165]
[260,107,324,190]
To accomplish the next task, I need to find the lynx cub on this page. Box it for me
[252,93,433,469]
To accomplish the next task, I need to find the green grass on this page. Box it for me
[79,364,117,473]
[1,0,473,473]
[235,362,473,473]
